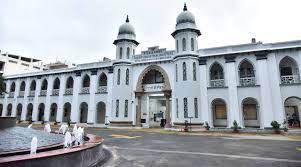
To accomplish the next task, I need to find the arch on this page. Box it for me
[136,65,171,92]
[6,103,12,116]
[41,79,48,90]
[117,69,121,85]
[182,38,186,51]
[183,62,187,81]
[241,97,260,128]
[96,101,106,123]
[125,68,129,85]
[209,62,225,87]
[2,83,6,94]
[10,82,16,92]
[16,103,22,120]
[279,56,300,84]
[79,102,88,123]
[37,103,45,121]
[49,103,57,122]
[284,96,301,128]
[0,104,2,116]
[99,73,107,86]
[30,80,36,91]
[211,98,227,127]
[126,47,130,59]
[20,81,26,91]
[63,102,71,122]
[176,40,179,52]
[66,76,74,89]
[193,62,196,81]
[26,103,33,121]
[82,74,90,88]
[53,77,60,89]
[238,59,256,86]
[191,38,194,51]
[119,47,123,59]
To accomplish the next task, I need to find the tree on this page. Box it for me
[0,75,6,95]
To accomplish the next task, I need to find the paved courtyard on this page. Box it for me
[84,128,301,167]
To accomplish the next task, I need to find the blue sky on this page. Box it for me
[1,0,301,64]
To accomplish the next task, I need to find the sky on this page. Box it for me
[1,0,301,64]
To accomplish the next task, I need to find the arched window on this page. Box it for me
[142,70,164,84]
[99,73,107,86]
[279,56,300,84]
[124,99,128,118]
[30,80,36,91]
[116,99,119,117]
[182,38,186,51]
[126,47,130,59]
[210,63,224,87]
[20,81,26,91]
[41,79,48,90]
[193,62,196,81]
[66,76,74,89]
[125,69,129,85]
[175,64,178,82]
[176,98,179,118]
[239,59,255,86]
[194,98,198,118]
[119,47,123,59]
[176,40,179,53]
[10,82,15,92]
[6,103,12,116]
[117,69,121,85]
[183,62,187,81]
[53,78,60,89]
[184,97,188,118]
[133,49,135,55]
[212,98,227,127]
[82,75,90,88]
[191,38,194,51]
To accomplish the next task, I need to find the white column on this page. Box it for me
[199,64,210,126]
[57,74,66,122]
[107,71,114,124]
[226,60,241,127]
[21,78,30,120]
[12,79,20,116]
[32,77,41,121]
[266,53,284,126]
[44,76,53,122]
[2,80,10,116]
[71,73,81,123]
[88,72,97,124]
[298,50,301,78]
[257,56,274,128]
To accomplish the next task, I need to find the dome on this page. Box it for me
[176,4,196,25]
[118,15,135,35]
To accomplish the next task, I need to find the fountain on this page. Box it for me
[0,117,109,167]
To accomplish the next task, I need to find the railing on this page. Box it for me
[40,90,47,96]
[8,92,14,97]
[0,94,5,98]
[19,91,25,97]
[97,86,107,93]
[29,91,35,96]
[239,77,256,86]
[52,89,59,96]
[281,75,300,84]
[65,88,73,95]
[81,87,90,94]
[210,79,225,87]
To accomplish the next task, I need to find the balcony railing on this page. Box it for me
[239,77,256,86]
[19,91,25,97]
[81,87,90,94]
[0,94,5,98]
[281,75,300,84]
[40,90,47,96]
[65,88,73,95]
[210,79,225,87]
[8,92,14,97]
[29,90,35,96]
[52,89,59,96]
[97,86,107,93]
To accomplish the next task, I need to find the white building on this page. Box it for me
[1,4,301,129]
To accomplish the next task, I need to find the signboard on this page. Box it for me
[133,46,174,62]
[143,83,164,92]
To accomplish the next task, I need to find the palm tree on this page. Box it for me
[0,75,6,95]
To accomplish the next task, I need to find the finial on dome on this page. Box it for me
[126,15,129,23]
[183,3,187,11]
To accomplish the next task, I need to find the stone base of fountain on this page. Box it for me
[0,117,109,167]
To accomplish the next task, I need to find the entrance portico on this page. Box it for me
[135,65,172,128]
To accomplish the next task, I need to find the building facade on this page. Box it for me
[1,4,301,129]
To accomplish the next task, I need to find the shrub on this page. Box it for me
[232,120,239,133]
[204,121,210,130]
[271,121,281,133]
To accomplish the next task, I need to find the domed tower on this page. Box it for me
[172,4,202,125]
[113,15,139,61]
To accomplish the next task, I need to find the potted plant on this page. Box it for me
[271,121,281,134]
[204,121,210,131]
[232,120,239,133]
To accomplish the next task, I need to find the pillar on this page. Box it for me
[164,90,172,128]
[88,70,97,124]
[56,74,66,122]
[199,58,210,126]
[225,56,241,127]
[21,78,30,121]
[135,92,142,127]
[32,77,41,121]
[2,80,10,116]
[71,71,81,123]
[12,79,20,117]
[44,75,53,122]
